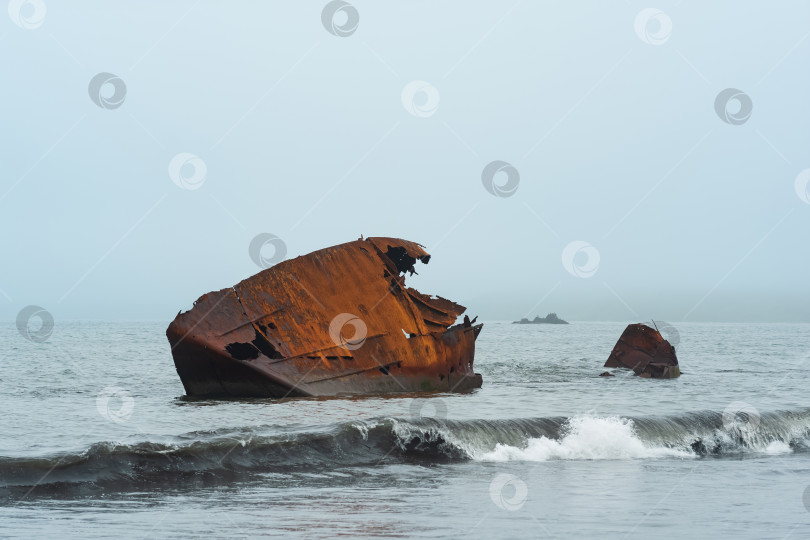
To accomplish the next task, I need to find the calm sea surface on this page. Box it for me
[2,321,810,538]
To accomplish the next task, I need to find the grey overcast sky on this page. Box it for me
[1,1,808,323]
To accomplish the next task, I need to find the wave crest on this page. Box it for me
[478,416,693,461]
[2,408,809,494]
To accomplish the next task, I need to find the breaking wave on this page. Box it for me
[2,408,809,495]
[477,416,693,461]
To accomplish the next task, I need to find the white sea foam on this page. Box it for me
[763,440,792,455]
[476,415,693,462]
[352,422,370,441]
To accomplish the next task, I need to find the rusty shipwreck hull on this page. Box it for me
[604,323,680,379]
[167,237,483,398]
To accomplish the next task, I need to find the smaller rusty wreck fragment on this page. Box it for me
[167,237,483,398]
[603,323,680,379]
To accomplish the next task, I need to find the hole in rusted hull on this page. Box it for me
[251,327,283,359]
[225,342,260,360]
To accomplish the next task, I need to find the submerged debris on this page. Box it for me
[167,237,483,398]
[603,323,680,379]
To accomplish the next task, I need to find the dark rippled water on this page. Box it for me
[2,321,810,538]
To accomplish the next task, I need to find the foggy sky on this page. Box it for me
[1,1,808,324]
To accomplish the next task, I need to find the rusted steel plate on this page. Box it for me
[167,237,483,397]
[604,323,680,379]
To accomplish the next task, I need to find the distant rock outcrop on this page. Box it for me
[512,313,569,325]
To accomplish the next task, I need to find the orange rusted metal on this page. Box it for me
[603,323,680,379]
[167,237,483,397]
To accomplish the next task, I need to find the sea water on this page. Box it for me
[1,321,809,538]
